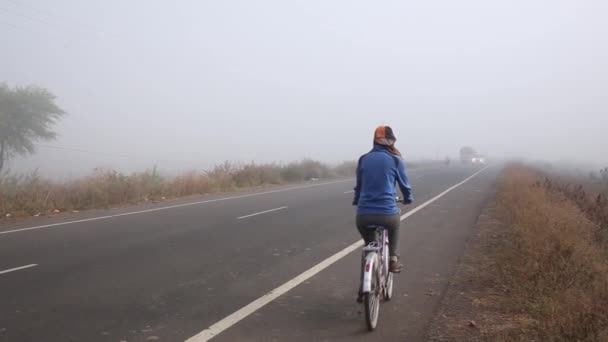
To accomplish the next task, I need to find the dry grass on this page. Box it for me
[428,164,608,342]
[495,165,608,341]
[0,159,357,218]
[538,170,608,243]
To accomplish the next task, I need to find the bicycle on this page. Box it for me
[360,224,394,330]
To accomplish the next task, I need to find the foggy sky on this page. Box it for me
[2,0,607,178]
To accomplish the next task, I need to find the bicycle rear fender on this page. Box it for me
[362,252,378,293]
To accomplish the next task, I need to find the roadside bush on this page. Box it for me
[495,166,608,341]
[0,159,355,218]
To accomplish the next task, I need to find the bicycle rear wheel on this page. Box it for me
[364,262,380,330]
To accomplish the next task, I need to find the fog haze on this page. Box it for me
[2,0,607,177]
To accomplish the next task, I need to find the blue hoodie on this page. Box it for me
[353,145,413,216]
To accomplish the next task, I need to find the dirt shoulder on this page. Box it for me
[425,190,520,342]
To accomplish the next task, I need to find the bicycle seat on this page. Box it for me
[364,225,385,230]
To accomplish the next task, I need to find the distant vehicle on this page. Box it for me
[459,146,476,164]
[472,154,486,165]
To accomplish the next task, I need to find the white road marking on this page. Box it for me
[185,166,489,342]
[237,206,288,220]
[0,264,38,275]
[185,244,361,342]
[0,179,352,236]
[400,167,488,221]
[343,190,354,194]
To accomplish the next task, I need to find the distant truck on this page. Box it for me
[460,146,476,164]
[460,146,486,164]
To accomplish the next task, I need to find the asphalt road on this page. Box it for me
[0,163,497,342]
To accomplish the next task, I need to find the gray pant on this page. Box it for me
[356,214,400,257]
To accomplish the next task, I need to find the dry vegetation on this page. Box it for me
[498,166,608,341]
[0,159,357,218]
[428,164,608,342]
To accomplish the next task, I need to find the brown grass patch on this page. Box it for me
[496,166,608,341]
[428,164,608,341]
[0,159,358,218]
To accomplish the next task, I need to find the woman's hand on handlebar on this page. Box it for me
[395,196,412,205]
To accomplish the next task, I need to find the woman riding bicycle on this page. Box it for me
[353,125,413,276]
